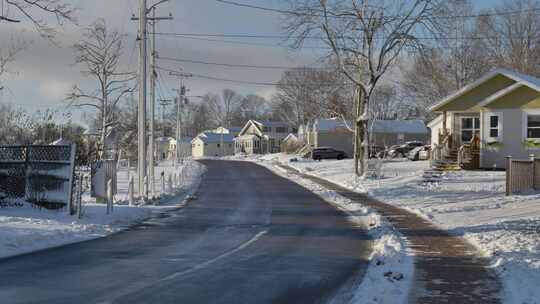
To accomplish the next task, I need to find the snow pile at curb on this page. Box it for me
[352,229,413,304]
[0,160,206,260]
[264,159,413,304]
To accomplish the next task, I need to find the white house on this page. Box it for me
[192,132,235,157]
[235,120,293,154]
[429,68,540,169]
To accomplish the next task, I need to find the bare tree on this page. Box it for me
[234,94,271,124]
[67,19,134,160]
[3,0,76,38]
[284,0,441,176]
[476,0,540,76]
[206,89,243,128]
[273,66,352,126]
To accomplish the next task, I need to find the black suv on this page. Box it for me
[311,147,347,161]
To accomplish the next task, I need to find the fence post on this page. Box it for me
[173,173,178,188]
[128,176,134,206]
[67,144,77,215]
[505,156,512,196]
[107,179,113,214]
[531,154,536,190]
[143,176,148,203]
[77,174,83,219]
[167,174,173,194]
[161,172,165,194]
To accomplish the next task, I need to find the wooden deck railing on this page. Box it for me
[506,155,540,195]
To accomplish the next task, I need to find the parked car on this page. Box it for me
[407,145,432,161]
[388,141,424,158]
[311,147,347,161]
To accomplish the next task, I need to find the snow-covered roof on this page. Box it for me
[283,133,298,142]
[194,132,234,143]
[430,68,540,112]
[253,120,289,128]
[313,118,349,131]
[371,120,428,134]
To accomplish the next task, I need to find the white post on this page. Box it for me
[143,175,148,204]
[161,172,165,194]
[167,174,173,194]
[106,179,113,214]
[128,176,135,206]
[173,173,178,188]
[149,7,156,198]
[77,174,83,219]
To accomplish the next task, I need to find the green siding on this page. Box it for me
[436,75,516,112]
[485,86,540,109]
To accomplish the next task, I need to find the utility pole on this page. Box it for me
[159,99,172,137]
[137,0,148,200]
[170,72,192,167]
[132,0,172,200]
[148,8,172,197]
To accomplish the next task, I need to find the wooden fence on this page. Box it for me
[506,155,540,195]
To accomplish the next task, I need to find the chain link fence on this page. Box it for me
[0,145,76,210]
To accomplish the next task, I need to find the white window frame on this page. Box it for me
[522,109,540,141]
[486,112,503,142]
[460,116,480,143]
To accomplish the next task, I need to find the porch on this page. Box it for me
[432,111,481,170]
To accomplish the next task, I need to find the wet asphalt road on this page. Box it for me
[0,160,371,304]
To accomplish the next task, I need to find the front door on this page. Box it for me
[461,117,480,144]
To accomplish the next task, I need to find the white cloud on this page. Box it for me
[39,79,73,101]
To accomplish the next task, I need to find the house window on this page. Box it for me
[276,127,287,133]
[489,115,499,138]
[527,115,540,138]
[263,126,271,132]
[461,117,480,143]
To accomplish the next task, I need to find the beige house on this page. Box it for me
[430,68,540,169]
[156,137,192,161]
[192,132,234,158]
[301,118,354,157]
[281,133,301,153]
[235,120,293,154]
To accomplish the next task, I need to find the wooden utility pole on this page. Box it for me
[170,72,192,167]
[132,0,172,200]
[137,0,148,200]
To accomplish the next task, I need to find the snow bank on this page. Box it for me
[0,160,206,259]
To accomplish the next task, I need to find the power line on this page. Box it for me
[214,0,540,20]
[152,31,539,41]
[158,34,329,49]
[156,66,279,86]
[157,56,328,70]
[155,66,355,87]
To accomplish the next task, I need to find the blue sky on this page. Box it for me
[0,0,507,124]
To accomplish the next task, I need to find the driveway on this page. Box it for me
[0,160,370,304]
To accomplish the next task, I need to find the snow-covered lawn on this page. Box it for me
[0,160,205,259]
[271,155,540,304]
